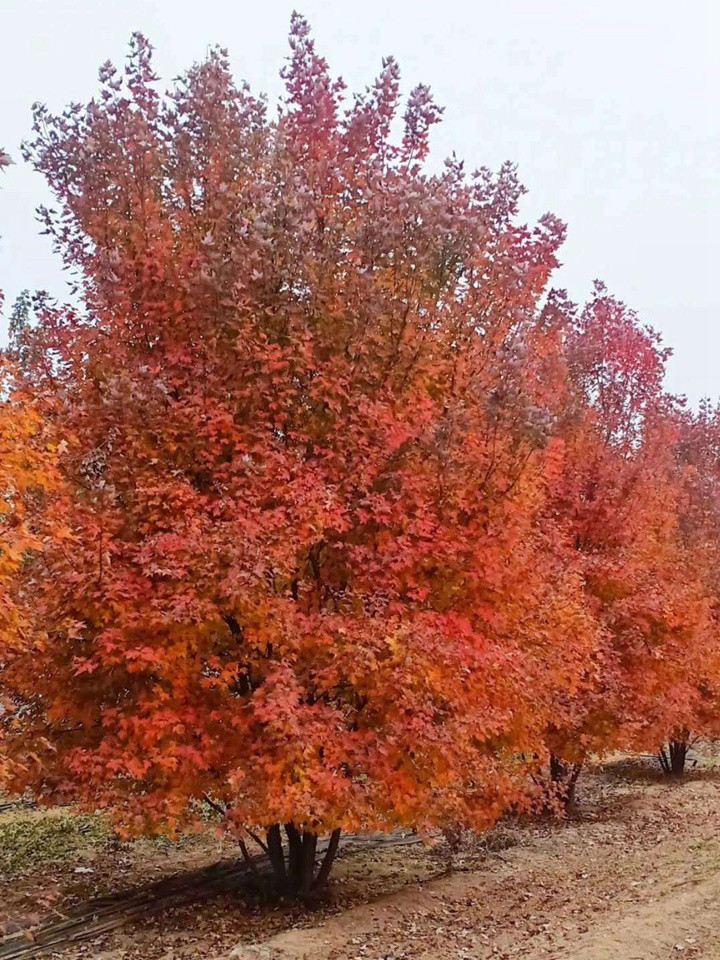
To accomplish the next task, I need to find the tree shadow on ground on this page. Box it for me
[597,754,720,786]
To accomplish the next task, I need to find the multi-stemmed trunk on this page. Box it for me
[202,792,344,899]
[659,734,690,777]
[261,823,341,899]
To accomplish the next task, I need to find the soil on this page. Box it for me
[3,753,720,959]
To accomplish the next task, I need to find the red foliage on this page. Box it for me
[2,19,719,892]
[545,286,717,776]
[1,23,587,861]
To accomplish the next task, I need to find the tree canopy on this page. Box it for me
[2,17,720,896]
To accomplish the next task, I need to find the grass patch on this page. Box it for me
[0,808,111,876]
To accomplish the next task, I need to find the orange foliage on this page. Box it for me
[1,20,719,893]
[2,25,586,852]
[545,287,718,777]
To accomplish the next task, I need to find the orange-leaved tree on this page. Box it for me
[2,149,56,785]
[652,403,720,775]
[541,284,712,798]
[2,21,590,895]
[1,153,58,786]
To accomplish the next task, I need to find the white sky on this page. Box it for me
[1,0,717,403]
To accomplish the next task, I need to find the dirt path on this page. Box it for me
[228,772,720,960]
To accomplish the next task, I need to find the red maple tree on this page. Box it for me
[1,21,592,895]
[4,20,719,898]
[543,285,717,793]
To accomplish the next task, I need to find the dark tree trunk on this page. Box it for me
[315,828,341,890]
[671,739,688,776]
[266,823,287,889]
[285,822,303,886]
[549,754,582,810]
[263,824,342,898]
[549,753,565,783]
[298,831,317,899]
[659,735,689,777]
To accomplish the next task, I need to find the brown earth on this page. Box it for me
[3,755,720,959]
[230,765,720,960]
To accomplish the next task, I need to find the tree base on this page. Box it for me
[659,738,689,777]
[257,824,341,899]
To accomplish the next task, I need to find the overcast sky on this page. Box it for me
[1,0,717,403]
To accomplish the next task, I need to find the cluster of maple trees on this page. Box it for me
[2,19,720,896]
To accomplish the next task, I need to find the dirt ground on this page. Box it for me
[3,754,720,959]
[233,764,720,960]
